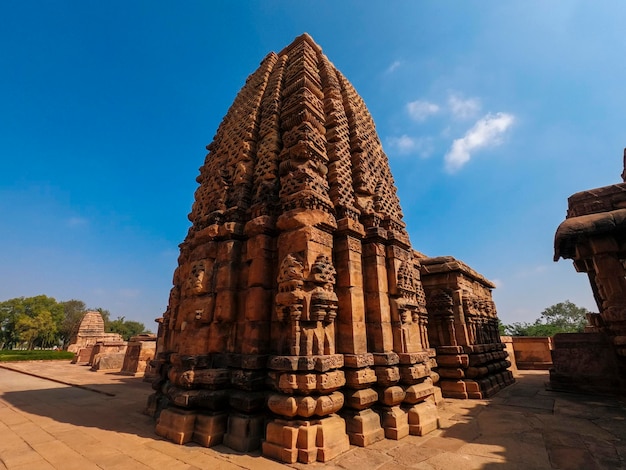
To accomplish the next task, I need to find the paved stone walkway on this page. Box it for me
[0,362,624,469]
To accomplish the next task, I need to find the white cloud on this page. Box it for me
[406,100,440,121]
[388,135,417,153]
[385,60,402,74]
[491,278,504,289]
[444,112,515,173]
[448,94,481,120]
[387,135,434,158]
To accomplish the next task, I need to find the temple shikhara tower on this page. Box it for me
[147,34,513,464]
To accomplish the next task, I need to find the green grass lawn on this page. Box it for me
[0,350,75,362]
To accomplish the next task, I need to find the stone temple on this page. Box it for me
[147,33,513,464]
[552,150,626,394]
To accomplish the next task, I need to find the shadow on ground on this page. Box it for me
[429,373,626,470]
[0,367,157,440]
[1,364,626,469]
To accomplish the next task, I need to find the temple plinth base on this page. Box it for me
[379,405,409,440]
[407,401,439,436]
[223,412,265,452]
[155,407,197,445]
[193,411,227,447]
[262,415,350,464]
[343,408,385,446]
[436,343,514,398]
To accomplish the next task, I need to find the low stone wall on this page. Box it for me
[435,343,514,399]
[550,332,624,394]
[71,346,94,364]
[511,336,553,370]
[500,336,518,374]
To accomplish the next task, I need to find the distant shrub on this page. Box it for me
[0,349,74,362]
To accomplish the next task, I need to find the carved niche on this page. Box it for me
[275,253,338,356]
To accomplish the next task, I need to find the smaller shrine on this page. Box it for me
[553,149,626,393]
[67,311,124,363]
[419,256,514,398]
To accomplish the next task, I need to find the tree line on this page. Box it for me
[0,295,150,350]
[499,300,590,336]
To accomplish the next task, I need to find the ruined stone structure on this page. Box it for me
[67,311,124,362]
[147,34,511,463]
[553,150,626,393]
[419,256,514,398]
[121,334,157,376]
[89,340,127,371]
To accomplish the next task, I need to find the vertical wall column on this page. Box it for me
[590,236,626,354]
[334,218,383,446]
[361,226,406,439]
[263,222,349,464]
[221,218,277,452]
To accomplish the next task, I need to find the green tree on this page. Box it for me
[540,300,589,332]
[503,300,590,336]
[15,310,57,349]
[58,299,87,348]
[107,316,147,341]
[96,308,111,330]
[0,296,63,349]
[0,295,63,348]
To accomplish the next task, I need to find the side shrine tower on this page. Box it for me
[147,34,511,464]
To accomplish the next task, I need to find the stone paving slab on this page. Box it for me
[0,362,625,469]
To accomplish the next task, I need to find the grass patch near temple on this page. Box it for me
[0,350,74,362]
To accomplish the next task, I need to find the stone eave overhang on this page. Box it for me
[419,256,496,289]
[554,208,626,261]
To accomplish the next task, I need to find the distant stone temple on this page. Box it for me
[67,311,124,362]
[147,34,512,463]
[553,150,626,393]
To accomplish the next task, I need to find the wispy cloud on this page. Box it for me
[407,100,440,121]
[387,135,434,158]
[119,288,140,299]
[67,216,88,227]
[515,265,550,278]
[444,112,515,173]
[448,94,481,120]
[385,60,402,74]
[388,135,417,154]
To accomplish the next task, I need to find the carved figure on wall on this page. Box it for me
[308,254,338,355]
[275,253,306,355]
[189,260,210,295]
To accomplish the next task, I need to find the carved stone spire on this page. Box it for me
[149,33,444,464]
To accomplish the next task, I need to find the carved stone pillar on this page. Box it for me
[334,218,383,446]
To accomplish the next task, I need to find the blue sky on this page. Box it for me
[1,1,624,330]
